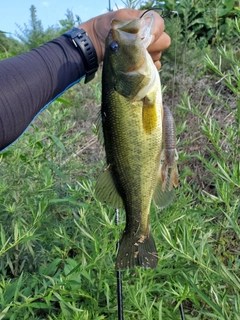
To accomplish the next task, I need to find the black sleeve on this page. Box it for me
[0,35,86,152]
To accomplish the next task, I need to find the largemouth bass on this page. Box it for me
[95,12,178,270]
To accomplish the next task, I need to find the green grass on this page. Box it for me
[0,45,240,320]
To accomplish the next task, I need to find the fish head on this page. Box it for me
[104,12,156,100]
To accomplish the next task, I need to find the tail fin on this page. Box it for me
[115,232,158,270]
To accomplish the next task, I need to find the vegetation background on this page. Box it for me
[0,0,239,319]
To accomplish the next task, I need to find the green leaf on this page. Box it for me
[59,301,72,318]
[0,306,11,320]
[223,0,235,9]
[40,258,62,276]
[47,161,69,181]
[186,276,224,317]
[45,134,66,153]
[14,273,23,303]
[56,97,72,106]
[217,6,233,17]
[29,302,50,309]
[49,197,81,206]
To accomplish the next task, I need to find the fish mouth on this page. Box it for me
[111,12,154,49]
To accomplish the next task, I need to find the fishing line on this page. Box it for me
[140,7,164,18]
[140,7,186,320]
[162,10,179,19]
[161,10,186,320]
[140,7,178,19]
[115,208,124,320]
[162,10,186,320]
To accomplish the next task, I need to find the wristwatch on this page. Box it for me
[64,28,99,83]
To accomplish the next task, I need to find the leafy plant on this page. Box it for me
[121,0,144,9]
[1,3,240,319]
[147,0,240,45]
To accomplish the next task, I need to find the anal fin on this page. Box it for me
[153,166,174,209]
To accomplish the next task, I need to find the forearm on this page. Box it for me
[0,35,85,151]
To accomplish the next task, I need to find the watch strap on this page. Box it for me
[64,28,99,83]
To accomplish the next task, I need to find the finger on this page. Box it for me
[151,51,162,62]
[148,32,171,53]
[150,11,165,39]
[154,60,161,70]
[150,52,162,70]
[113,8,142,20]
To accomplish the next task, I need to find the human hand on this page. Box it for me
[80,9,170,70]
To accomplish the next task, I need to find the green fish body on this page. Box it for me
[96,13,174,270]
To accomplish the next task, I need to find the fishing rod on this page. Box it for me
[115,208,124,320]
[179,303,186,320]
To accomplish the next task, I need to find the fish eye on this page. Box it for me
[109,41,119,52]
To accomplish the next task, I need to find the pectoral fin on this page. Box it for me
[95,166,123,208]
